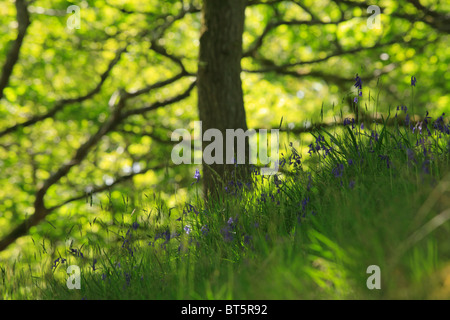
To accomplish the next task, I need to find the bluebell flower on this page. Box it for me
[433,113,445,133]
[186,203,199,215]
[343,117,355,128]
[405,114,410,127]
[52,258,60,269]
[184,225,191,235]
[155,229,176,246]
[354,73,363,97]
[221,226,234,242]
[124,272,131,286]
[259,192,267,203]
[332,163,344,178]
[422,159,430,174]
[201,225,209,236]
[308,143,315,156]
[407,148,416,165]
[243,234,252,246]
[301,196,310,214]
[411,76,417,86]
[69,248,84,258]
[306,172,312,191]
[191,169,201,185]
[315,135,325,145]
[379,155,391,169]
[354,74,362,90]
[132,222,139,230]
[424,111,432,125]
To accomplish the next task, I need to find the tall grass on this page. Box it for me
[1,76,450,300]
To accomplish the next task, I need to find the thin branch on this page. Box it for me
[290,0,319,20]
[0,0,30,100]
[332,0,450,33]
[243,18,345,58]
[257,63,397,83]
[244,36,432,73]
[150,41,189,74]
[124,80,197,117]
[125,71,189,99]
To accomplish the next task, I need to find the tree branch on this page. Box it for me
[243,36,432,73]
[243,18,345,58]
[124,80,197,117]
[332,0,450,33]
[0,47,127,138]
[150,41,189,74]
[0,0,30,101]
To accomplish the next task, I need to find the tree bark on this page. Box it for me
[197,0,249,198]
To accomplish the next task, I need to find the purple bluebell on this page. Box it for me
[405,114,410,127]
[308,143,315,156]
[407,148,416,165]
[191,169,201,185]
[244,234,252,246]
[332,163,344,178]
[306,172,312,191]
[201,225,209,236]
[422,159,430,174]
[349,180,355,189]
[379,155,391,169]
[221,226,234,242]
[354,74,362,90]
[124,272,131,286]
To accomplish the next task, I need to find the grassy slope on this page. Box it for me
[3,110,450,300]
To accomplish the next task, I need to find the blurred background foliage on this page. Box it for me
[0,0,448,260]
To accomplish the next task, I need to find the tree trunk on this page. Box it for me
[197,0,249,198]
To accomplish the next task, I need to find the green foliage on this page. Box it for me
[1,0,449,300]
